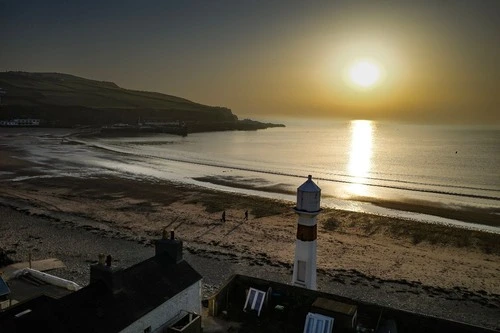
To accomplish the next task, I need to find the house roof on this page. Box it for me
[0,253,202,333]
[210,274,498,333]
[5,275,72,302]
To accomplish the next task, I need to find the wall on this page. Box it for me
[119,280,201,333]
[292,240,317,290]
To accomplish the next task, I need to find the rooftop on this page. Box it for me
[0,244,202,332]
[206,274,497,333]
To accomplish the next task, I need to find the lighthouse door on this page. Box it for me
[297,260,306,283]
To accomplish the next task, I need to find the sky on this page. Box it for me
[1,0,499,124]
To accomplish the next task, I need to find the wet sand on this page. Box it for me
[195,175,500,228]
[1,138,499,328]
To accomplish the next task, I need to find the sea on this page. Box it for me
[2,119,499,232]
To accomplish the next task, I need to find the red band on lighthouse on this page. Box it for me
[296,224,317,242]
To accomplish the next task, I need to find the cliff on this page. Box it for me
[0,72,283,132]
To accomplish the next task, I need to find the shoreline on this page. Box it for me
[70,129,500,230]
[3,127,499,233]
[194,175,500,230]
[1,131,500,328]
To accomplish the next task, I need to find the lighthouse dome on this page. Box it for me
[296,175,321,212]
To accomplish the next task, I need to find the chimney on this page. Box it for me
[155,229,183,263]
[90,254,123,294]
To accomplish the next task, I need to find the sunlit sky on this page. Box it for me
[1,0,499,124]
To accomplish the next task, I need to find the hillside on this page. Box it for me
[0,72,282,131]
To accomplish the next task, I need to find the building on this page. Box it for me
[0,266,78,311]
[208,274,497,333]
[0,119,40,127]
[0,231,202,333]
[292,175,321,290]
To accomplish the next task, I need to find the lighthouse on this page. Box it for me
[292,175,321,290]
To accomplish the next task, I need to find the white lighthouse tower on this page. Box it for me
[292,175,321,290]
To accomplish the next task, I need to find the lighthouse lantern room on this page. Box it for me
[292,175,321,290]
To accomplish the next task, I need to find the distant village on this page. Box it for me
[0,74,285,134]
[0,88,41,127]
[0,118,41,127]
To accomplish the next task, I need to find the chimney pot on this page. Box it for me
[105,255,112,267]
[90,258,123,294]
[308,175,312,181]
[98,253,105,265]
[155,231,183,263]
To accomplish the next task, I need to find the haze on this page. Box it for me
[1,0,499,124]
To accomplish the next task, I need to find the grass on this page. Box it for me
[0,72,203,110]
[321,209,500,255]
[323,217,340,231]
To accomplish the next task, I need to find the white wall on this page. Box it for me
[292,240,317,290]
[120,280,202,333]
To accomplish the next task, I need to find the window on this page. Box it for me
[243,287,266,316]
[297,260,306,283]
[303,312,334,333]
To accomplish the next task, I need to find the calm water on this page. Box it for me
[2,120,500,229]
[85,120,500,205]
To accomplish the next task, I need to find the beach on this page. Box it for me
[0,144,499,329]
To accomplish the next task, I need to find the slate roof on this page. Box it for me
[6,274,73,302]
[211,275,498,333]
[0,252,202,333]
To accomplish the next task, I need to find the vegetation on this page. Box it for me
[0,71,284,131]
[321,210,500,255]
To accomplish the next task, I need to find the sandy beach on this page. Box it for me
[0,142,499,329]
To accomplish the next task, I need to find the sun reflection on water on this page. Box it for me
[347,120,374,196]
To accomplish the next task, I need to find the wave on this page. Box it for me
[320,171,499,193]
[82,139,500,202]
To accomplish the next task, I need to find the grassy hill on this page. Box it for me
[0,71,239,127]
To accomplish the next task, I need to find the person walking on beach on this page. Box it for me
[221,210,226,223]
[244,210,248,220]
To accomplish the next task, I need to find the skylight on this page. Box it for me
[304,312,334,333]
[243,287,266,317]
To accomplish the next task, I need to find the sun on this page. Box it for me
[349,61,380,88]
